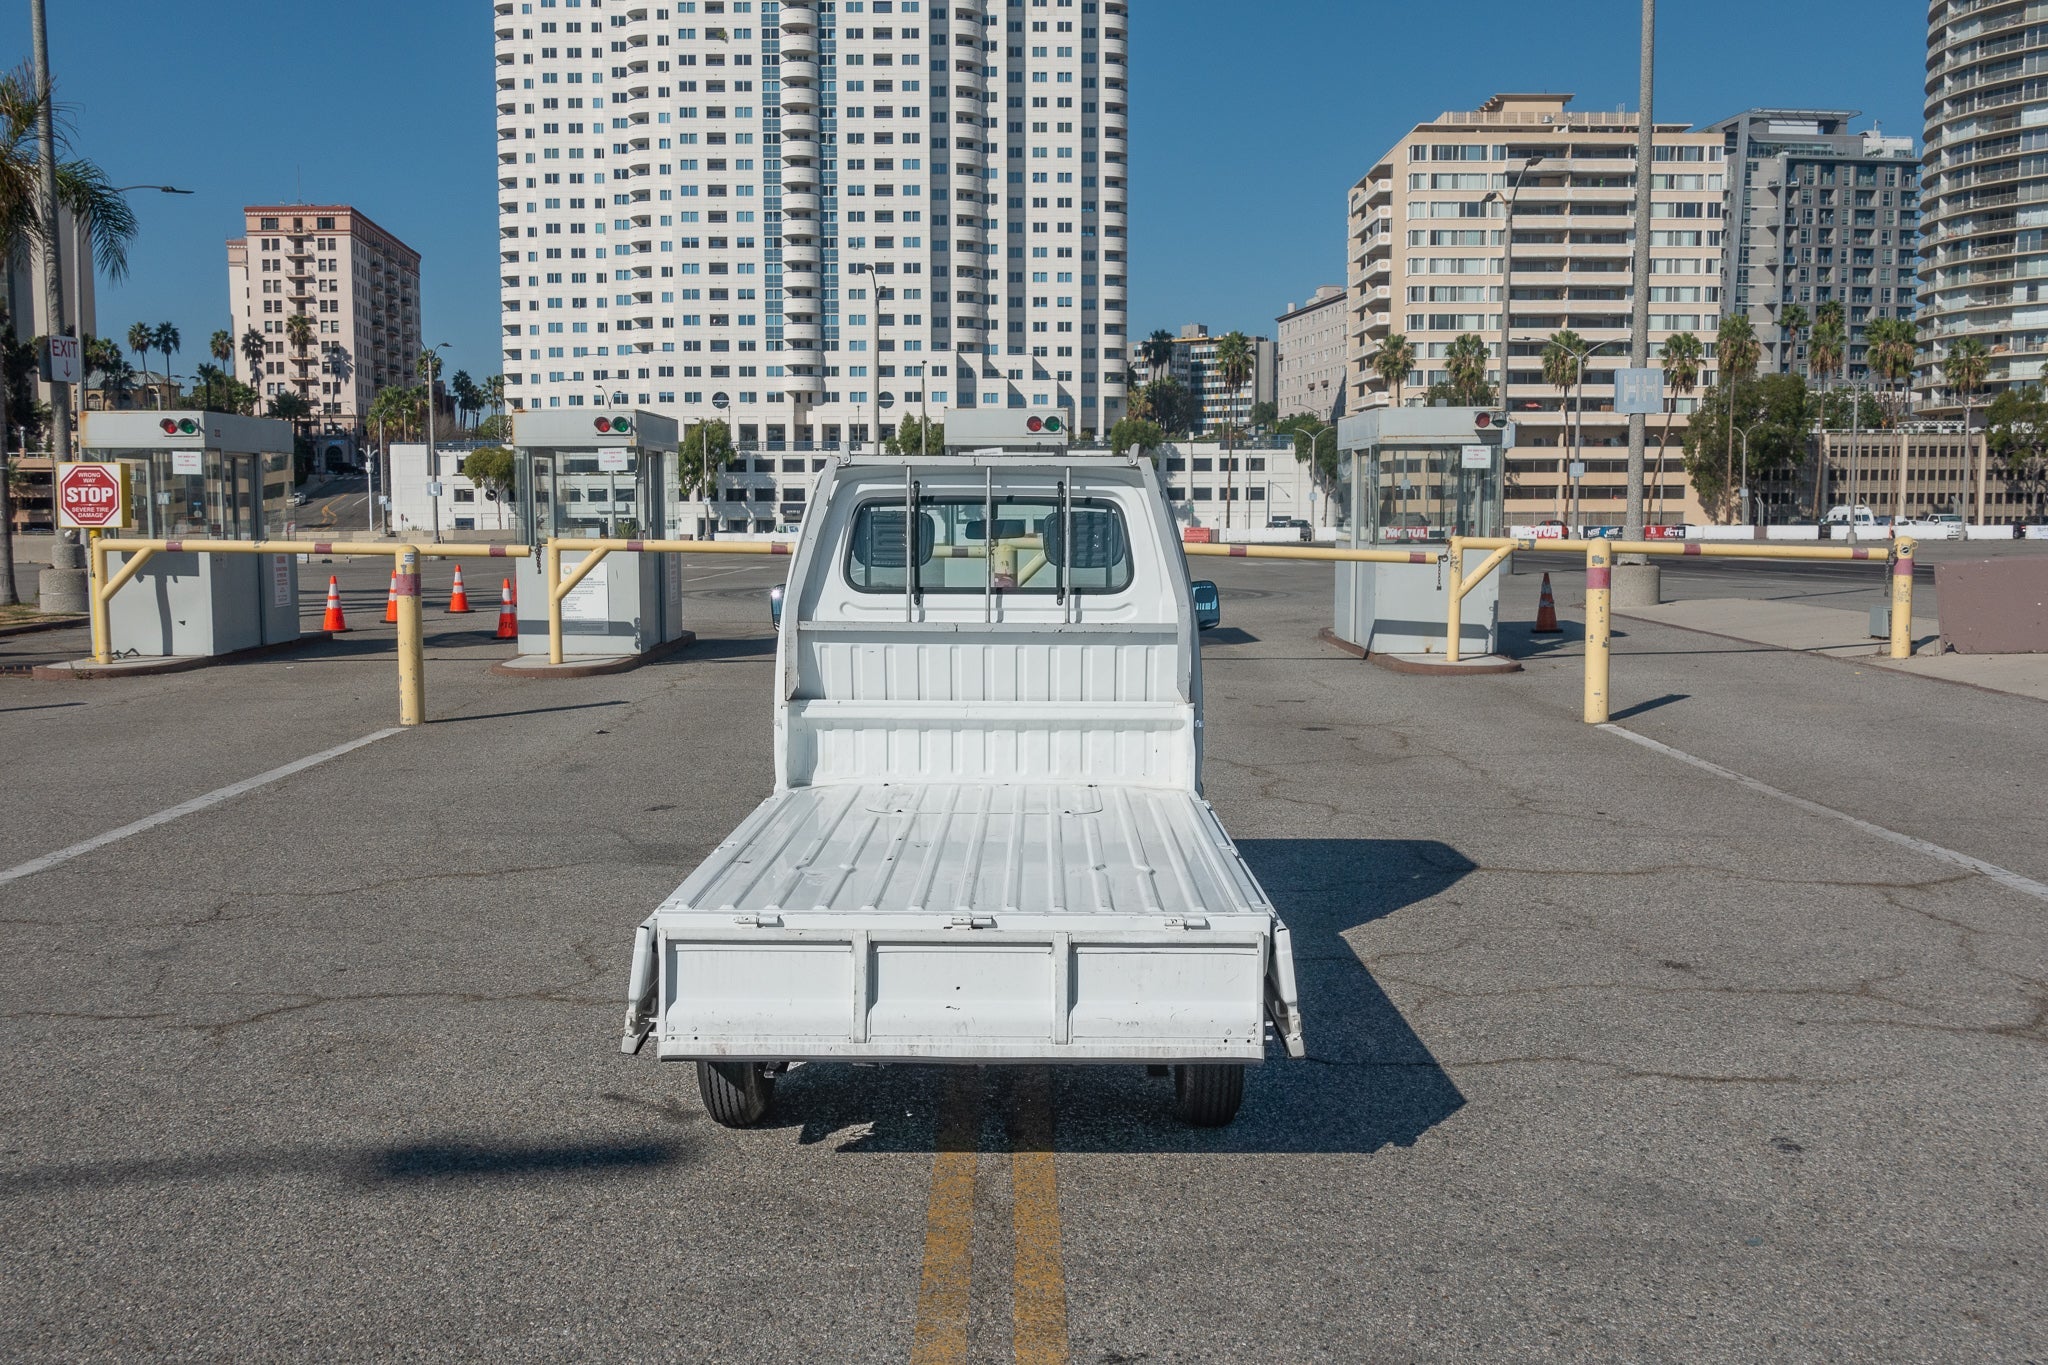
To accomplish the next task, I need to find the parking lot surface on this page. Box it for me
[2,550,2043,1361]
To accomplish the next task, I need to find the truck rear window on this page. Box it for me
[846,497,1133,595]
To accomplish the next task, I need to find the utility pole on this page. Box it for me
[1621,0,1656,548]
[31,0,69,466]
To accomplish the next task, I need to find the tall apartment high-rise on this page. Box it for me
[1166,324,1274,432]
[1275,284,1346,421]
[493,0,1130,525]
[1347,93,1724,523]
[227,204,423,432]
[1922,0,2048,400]
[1708,109,1919,380]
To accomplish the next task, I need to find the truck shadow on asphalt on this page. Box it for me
[770,838,1473,1155]
[0,1137,697,1196]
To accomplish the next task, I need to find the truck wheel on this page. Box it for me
[1172,1064,1244,1127]
[696,1061,775,1127]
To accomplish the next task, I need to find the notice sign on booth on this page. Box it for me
[596,447,632,473]
[171,449,204,475]
[1460,444,1492,470]
[55,462,131,530]
[559,554,610,622]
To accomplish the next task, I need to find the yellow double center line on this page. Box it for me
[909,1067,1069,1365]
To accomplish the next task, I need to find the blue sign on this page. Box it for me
[1613,367,1665,415]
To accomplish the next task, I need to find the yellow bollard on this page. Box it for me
[1445,537,1465,663]
[395,546,425,726]
[88,535,110,665]
[1890,536,1916,660]
[1584,538,1612,724]
[546,540,564,665]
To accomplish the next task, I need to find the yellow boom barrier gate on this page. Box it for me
[87,537,533,726]
[88,531,1919,731]
[1435,534,1917,722]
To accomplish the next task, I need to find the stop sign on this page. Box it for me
[56,462,130,530]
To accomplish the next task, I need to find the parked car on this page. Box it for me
[1896,512,1964,540]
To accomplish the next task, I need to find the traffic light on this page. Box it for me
[159,418,199,436]
[594,415,632,434]
[1025,415,1063,434]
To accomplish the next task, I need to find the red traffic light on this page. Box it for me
[1474,412,1493,428]
[1026,416,1043,432]
[160,418,179,435]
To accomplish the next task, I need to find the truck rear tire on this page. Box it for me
[696,1061,775,1127]
[1172,1064,1244,1127]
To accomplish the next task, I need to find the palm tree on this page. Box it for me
[1715,312,1761,522]
[481,373,506,420]
[1372,333,1416,408]
[1212,331,1254,530]
[1943,335,1991,522]
[1865,316,1918,518]
[1654,332,1704,524]
[1542,330,1585,515]
[1443,333,1493,406]
[209,328,233,396]
[450,369,478,431]
[0,64,142,604]
[240,326,267,397]
[127,321,155,398]
[153,322,181,402]
[1142,328,1174,380]
[1778,303,1810,380]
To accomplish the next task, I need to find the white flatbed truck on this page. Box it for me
[622,451,1305,1126]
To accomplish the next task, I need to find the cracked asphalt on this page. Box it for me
[1,550,2044,1362]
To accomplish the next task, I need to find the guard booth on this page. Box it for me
[513,409,687,658]
[80,410,301,658]
[1331,407,1508,657]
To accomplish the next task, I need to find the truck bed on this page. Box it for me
[627,782,1304,1064]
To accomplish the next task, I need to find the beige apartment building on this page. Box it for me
[1276,284,1346,421]
[1347,93,1725,523]
[227,204,422,434]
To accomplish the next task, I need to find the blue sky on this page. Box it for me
[24,0,1925,385]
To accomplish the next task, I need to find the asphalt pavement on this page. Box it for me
[1,548,2044,1361]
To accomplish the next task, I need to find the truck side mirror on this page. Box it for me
[1191,580,1221,630]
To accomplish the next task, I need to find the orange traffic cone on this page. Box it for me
[383,571,399,624]
[495,577,518,640]
[321,575,350,633]
[447,563,473,613]
[1533,572,1563,636]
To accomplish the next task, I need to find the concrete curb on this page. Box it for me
[0,614,87,638]
[1369,651,1524,676]
[491,630,698,679]
[1314,628,1523,674]
[29,632,336,681]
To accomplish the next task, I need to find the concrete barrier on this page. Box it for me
[2027,525,2048,540]
[1694,526,1762,541]
[1218,527,1315,545]
[1966,525,2018,541]
[1764,526,1822,541]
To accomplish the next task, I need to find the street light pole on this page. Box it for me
[422,341,450,543]
[1485,156,1543,427]
[1623,0,1659,547]
[30,0,69,468]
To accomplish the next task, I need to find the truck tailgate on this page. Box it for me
[626,783,1304,1063]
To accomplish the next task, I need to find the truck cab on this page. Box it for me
[622,451,1304,1127]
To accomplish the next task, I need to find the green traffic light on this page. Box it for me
[615,417,632,433]
[1044,415,1062,432]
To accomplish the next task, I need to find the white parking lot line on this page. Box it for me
[0,728,404,886]
[1601,723,2048,904]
